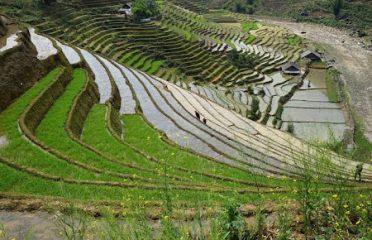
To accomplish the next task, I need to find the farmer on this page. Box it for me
[195,111,200,120]
[202,118,207,125]
[354,163,363,182]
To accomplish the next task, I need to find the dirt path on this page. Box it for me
[255,17,372,141]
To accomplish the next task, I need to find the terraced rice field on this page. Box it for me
[0,0,371,216]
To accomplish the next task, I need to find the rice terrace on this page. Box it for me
[0,0,371,239]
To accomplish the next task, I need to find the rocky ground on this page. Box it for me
[255,17,372,142]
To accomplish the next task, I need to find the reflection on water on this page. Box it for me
[283,68,348,142]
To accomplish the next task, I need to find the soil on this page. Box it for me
[255,16,372,142]
[0,29,56,113]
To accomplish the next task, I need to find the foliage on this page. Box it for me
[330,0,344,17]
[241,21,257,32]
[277,209,292,240]
[225,0,257,14]
[249,96,260,121]
[215,199,250,240]
[132,0,160,21]
[54,206,92,240]
[350,114,372,162]
[325,68,340,102]
[245,34,256,44]
[227,49,258,68]
[254,207,266,238]
[287,122,294,133]
[287,35,302,46]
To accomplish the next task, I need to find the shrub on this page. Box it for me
[325,68,340,102]
[227,49,258,68]
[277,209,291,240]
[287,122,294,133]
[241,21,258,32]
[331,0,344,17]
[132,0,160,22]
[215,199,250,240]
[249,97,260,121]
[288,35,302,45]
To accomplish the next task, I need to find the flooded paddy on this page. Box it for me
[0,32,19,53]
[29,28,57,60]
[282,69,349,142]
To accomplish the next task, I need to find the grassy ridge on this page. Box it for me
[0,68,114,181]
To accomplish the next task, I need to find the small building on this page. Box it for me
[118,2,132,16]
[301,50,321,61]
[281,62,301,75]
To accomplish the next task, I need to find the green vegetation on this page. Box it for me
[287,35,302,46]
[132,0,160,21]
[1,1,371,238]
[220,0,371,33]
[325,68,340,102]
[225,0,257,14]
[331,0,344,17]
[203,10,237,23]
[245,34,256,43]
[241,21,258,32]
[351,115,372,162]
[227,49,258,68]
[319,113,372,163]
[249,96,260,121]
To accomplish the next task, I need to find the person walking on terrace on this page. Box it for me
[354,163,363,182]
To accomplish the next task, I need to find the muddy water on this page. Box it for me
[0,32,19,53]
[305,69,327,89]
[282,108,345,123]
[282,74,348,141]
[79,48,111,104]
[29,28,57,60]
[55,40,81,65]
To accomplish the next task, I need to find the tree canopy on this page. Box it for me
[132,0,160,21]
[227,49,258,68]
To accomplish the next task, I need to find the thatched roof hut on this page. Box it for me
[301,50,321,61]
[282,62,301,75]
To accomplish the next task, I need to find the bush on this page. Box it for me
[227,49,258,68]
[214,199,251,240]
[288,35,302,45]
[132,0,160,21]
[226,0,257,14]
[249,97,260,121]
[331,0,344,17]
[241,21,258,32]
[287,122,294,133]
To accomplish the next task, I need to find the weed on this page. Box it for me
[325,69,340,102]
[287,122,294,134]
[277,208,292,240]
[254,206,266,239]
[288,35,302,46]
[54,205,92,240]
[241,21,258,32]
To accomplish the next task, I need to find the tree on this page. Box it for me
[132,0,160,21]
[331,0,344,17]
[227,49,258,68]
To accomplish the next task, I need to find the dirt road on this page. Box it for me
[256,17,372,141]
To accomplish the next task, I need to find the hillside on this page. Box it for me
[0,0,371,239]
[221,0,372,41]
